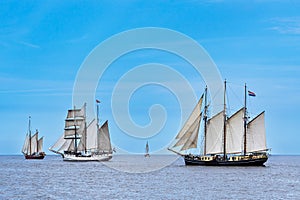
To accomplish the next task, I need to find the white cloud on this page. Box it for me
[268,17,300,34]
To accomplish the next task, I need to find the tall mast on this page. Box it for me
[96,101,100,129]
[29,116,32,155]
[74,106,78,155]
[84,103,87,153]
[36,129,39,153]
[203,86,208,155]
[223,80,227,160]
[243,83,247,155]
[96,100,100,150]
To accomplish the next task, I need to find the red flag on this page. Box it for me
[96,99,100,103]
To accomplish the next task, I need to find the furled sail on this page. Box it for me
[246,111,267,152]
[205,111,224,154]
[98,120,112,153]
[169,96,203,154]
[226,108,244,154]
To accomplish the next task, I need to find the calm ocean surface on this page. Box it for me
[0,155,299,200]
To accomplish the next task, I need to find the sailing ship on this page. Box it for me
[22,116,45,159]
[49,102,113,162]
[145,141,150,157]
[168,80,269,166]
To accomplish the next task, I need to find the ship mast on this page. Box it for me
[29,116,32,155]
[36,129,39,153]
[223,80,227,160]
[74,106,78,155]
[84,103,87,154]
[243,83,248,155]
[203,86,208,155]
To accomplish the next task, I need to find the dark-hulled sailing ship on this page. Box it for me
[168,81,269,166]
[22,116,46,159]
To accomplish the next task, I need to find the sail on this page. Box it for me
[246,111,267,152]
[168,95,203,154]
[86,119,98,151]
[49,134,65,153]
[175,95,203,139]
[180,114,201,151]
[67,105,85,119]
[58,139,73,152]
[22,133,30,154]
[30,133,38,153]
[98,120,112,152]
[64,105,86,138]
[205,111,224,154]
[64,120,85,138]
[145,142,149,154]
[226,108,244,154]
[37,137,44,152]
[173,114,201,151]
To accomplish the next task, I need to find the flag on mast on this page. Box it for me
[248,90,256,97]
[96,99,101,103]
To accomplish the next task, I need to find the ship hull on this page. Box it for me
[63,154,112,162]
[24,152,45,160]
[184,155,268,166]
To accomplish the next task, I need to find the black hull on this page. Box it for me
[184,155,268,166]
[24,152,45,160]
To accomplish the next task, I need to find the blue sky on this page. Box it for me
[1,0,300,155]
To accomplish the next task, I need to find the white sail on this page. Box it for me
[67,105,85,119]
[175,96,203,139]
[226,108,244,154]
[180,114,201,151]
[86,119,98,151]
[246,111,267,152]
[30,133,38,154]
[58,139,72,152]
[98,120,112,152]
[64,105,86,138]
[206,111,224,154]
[49,134,65,153]
[64,120,85,138]
[22,133,30,154]
[145,142,149,154]
[173,114,202,151]
[38,137,44,152]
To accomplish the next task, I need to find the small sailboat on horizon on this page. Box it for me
[49,101,113,162]
[145,141,150,157]
[168,80,269,166]
[22,116,45,159]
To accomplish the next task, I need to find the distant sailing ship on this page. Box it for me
[49,101,113,162]
[22,116,45,159]
[168,81,269,166]
[145,141,150,157]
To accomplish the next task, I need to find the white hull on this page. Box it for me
[63,154,112,162]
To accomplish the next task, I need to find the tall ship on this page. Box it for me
[22,116,46,159]
[49,101,113,162]
[168,81,269,166]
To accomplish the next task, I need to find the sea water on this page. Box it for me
[0,155,299,199]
